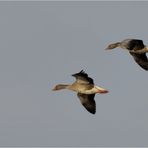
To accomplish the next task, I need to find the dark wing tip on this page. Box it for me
[72,70,94,84]
[140,65,148,71]
[88,109,96,114]
[80,69,85,73]
[82,102,96,114]
[72,70,88,77]
[129,52,148,71]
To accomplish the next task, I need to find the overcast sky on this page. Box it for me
[0,1,148,147]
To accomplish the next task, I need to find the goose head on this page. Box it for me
[105,42,121,50]
[52,84,69,91]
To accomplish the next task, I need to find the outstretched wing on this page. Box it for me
[129,52,148,70]
[127,39,145,51]
[77,93,96,114]
[72,70,94,84]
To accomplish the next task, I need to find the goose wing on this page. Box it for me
[77,93,96,114]
[126,39,145,51]
[129,52,148,70]
[72,70,94,84]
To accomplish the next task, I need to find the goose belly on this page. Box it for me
[78,87,97,94]
[69,83,93,93]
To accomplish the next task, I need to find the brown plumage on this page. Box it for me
[52,70,108,114]
[105,39,148,70]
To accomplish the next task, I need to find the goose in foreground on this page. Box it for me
[105,39,148,70]
[52,70,108,114]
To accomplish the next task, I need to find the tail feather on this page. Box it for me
[95,86,109,94]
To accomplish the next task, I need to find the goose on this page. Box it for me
[105,39,148,70]
[52,70,108,114]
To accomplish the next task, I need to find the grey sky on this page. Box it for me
[0,1,148,146]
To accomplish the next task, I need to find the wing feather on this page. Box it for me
[129,52,148,70]
[72,70,94,84]
[127,39,145,51]
[77,93,96,114]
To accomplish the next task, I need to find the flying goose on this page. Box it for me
[52,70,108,114]
[105,39,148,70]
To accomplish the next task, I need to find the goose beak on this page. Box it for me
[105,47,111,50]
[52,87,56,91]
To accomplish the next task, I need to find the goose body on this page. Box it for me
[105,39,148,70]
[52,70,108,114]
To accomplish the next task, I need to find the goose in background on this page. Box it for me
[52,70,108,114]
[105,39,148,70]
